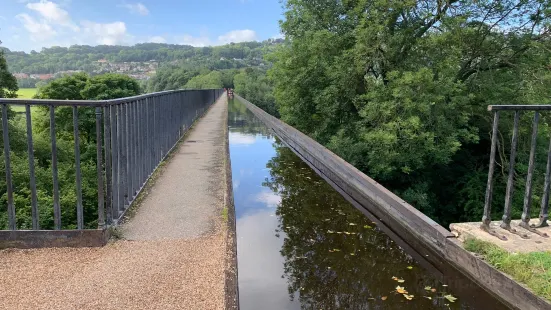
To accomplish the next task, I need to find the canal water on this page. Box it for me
[228,99,505,310]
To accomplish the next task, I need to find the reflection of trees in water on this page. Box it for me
[228,98,273,137]
[264,144,466,310]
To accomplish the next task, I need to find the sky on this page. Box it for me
[0,0,284,52]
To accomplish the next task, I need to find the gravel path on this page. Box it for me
[0,96,229,310]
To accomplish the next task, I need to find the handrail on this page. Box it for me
[0,89,221,106]
[489,105,551,111]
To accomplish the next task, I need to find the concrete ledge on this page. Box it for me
[224,95,239,310]
[0,229,110,249]
[236,95,551,310]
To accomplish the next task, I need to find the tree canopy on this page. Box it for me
[0,43,18,99]
[268,0,551,224]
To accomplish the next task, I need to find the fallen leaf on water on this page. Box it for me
[407,266,413,270]
[395,286,408,294]
[328,250,334,253]
[349,223,357,226]
[332,248,341,252]
[431,288,437,293]
[392,276,398,281]
[336,232,343,234]
[403,294,414,300]
[327,230,334,233]
[444,294,457,303]
[442,284,448,287]
[397,279,405,283]
[381,296,387,301]
[350,253,355,256]
[344,232,351,235]
[367,298,375,300]
[328,267,331,269]
[363,225,372,229]
[424,296,432,300]
[424,286,432,291]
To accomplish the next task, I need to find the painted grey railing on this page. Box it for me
[1,89,223,231]
[483,105,551,239]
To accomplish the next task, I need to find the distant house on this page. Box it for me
[30,74,53,80]
[97,59,108,63]
[13,73,29,79]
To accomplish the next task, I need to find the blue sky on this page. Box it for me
[0,0,284,52]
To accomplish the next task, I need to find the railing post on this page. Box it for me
[111,104,120,221]
[500,111,520,231]
[536,133,551,228]
[519,113,548,237]
[96,107,105,229]
[25,105,39,229]
[482,111,499,228]
[104,105,113,225]
[50,106,61,230]
[2,104,16,230]
[73,106,84,230]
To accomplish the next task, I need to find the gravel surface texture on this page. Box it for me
[0,96,230,310]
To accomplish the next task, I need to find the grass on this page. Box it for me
[222,207,228,222]
[4,88,39,113]
[464,238,551,300]
[17,88,38,99]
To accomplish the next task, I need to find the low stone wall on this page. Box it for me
[0,229,110,249]
[236,95,550,310]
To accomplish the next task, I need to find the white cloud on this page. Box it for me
[80,21,128,45]
[148,35,166,43]
[120,2,149,16]
[255,191,281,208]
[26,0,79,31]
[229,132,257,145]
[218,29,257,44]
[16,13,57,41]
[178,34,211,47]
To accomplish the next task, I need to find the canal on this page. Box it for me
[228,99,506,310]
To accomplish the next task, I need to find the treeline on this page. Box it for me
[3,39,283,74]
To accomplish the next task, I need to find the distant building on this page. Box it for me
[13,73,29,79]
[97,59,108,63]
[30,74,53,80]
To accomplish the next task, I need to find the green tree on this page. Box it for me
[270,0,551,224]
[184,71,224,89]
[0,44,18,98]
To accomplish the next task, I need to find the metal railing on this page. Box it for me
[483,105,551,239]
[1,89,224,231]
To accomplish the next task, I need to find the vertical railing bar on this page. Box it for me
[50,106,61,230]
[129,102,135,200]
[73,106,84,230]
[500,111,520,232]
[536,131,551,228]
[104,106,113,225]
[25,105,39,229]
[519,112,548,237]
[111,104,119,221]
[482,111,499,229]
[2,104,16,230]
[95,107,105,229]
[122,103,129,211]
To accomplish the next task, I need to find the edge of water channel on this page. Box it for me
[224,96,239,310]
[235,94,550,310]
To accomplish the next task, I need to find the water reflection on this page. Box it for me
[229,99,478,309]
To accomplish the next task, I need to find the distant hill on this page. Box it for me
[2,39,283,76]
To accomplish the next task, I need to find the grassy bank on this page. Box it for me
[17,88,37,99]
[464,238,551,301]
